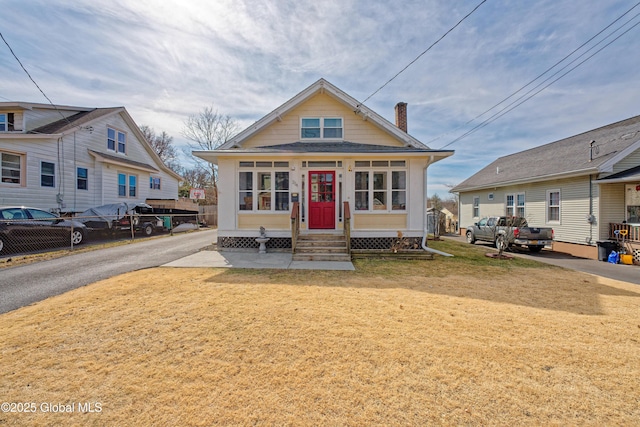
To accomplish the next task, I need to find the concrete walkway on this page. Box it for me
[162,250,355,271]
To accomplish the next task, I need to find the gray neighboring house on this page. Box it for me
[452,114,640,259]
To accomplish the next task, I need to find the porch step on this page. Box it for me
[293,234,351,262]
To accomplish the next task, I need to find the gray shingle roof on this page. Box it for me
[88,150,159,172]
[453,115,640,192]
[29,107,122,134]
[218,141,446,154]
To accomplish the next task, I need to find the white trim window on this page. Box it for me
[1,151,22,185]
[547,190,560,223]
[118,172,137,197]
[41,161,55,188]
[506,193,525,217]
[473,196,480,218]
[301,117,343,139]
[0,114,6,132]
[238,162,290,212]
[353,161,407,212]
[108,127,126,153]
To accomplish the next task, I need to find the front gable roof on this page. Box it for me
[452,114,640,192]
[218,78,429,150]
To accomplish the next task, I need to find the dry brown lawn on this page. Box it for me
[1,246,639,426]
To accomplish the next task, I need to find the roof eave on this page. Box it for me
[453,167,600,193]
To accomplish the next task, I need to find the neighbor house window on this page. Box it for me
[473,197,480,217]
[150,176,161,190]
[547,190,560,222]
[238,164,289,212]
[108,128,126,153]
[0,114,6,132]
[118,172,137,198]
[301,117,343,139]
[77,167,88,190]
[517,193,525,217]
[506,193,525,217]
[41,161,55,187]
[1,152,22,184]
[354,164,407,212]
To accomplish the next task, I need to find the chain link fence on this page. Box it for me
[0,211,205,257]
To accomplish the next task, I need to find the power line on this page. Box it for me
[360,0,488,106]
[439,15,640,149]
[0,31,71,125]
[428,1,640,147]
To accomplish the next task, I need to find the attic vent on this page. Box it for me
[496,166,500,174]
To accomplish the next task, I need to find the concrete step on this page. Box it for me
[292,253,352,262]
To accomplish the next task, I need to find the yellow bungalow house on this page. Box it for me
[194,79,453,259]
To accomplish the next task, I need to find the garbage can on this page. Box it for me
[596,241,618,262]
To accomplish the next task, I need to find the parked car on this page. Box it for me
[0,206,87,255]
[77,202,164,236]
[465,216,554,252]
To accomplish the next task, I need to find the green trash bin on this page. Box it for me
[163,216,172,230]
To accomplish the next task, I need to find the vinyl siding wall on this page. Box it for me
[0,109,178,212]
[458,175,601,246]
[241,92,403,148]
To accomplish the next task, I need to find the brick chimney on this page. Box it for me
[395,102,407,132]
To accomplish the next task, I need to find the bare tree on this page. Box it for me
[182,106,240,191]
[139,125,181,173]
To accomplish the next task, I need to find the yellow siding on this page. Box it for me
[242,92,402,148]
[354,214,407,229]
[238,214,290,230]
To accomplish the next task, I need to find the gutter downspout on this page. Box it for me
[422,156,454,257]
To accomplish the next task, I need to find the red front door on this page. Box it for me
[308,171,335,229]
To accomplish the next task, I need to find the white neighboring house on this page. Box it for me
[0,102,181,213]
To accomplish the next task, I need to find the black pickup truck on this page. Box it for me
[465,216,554,252]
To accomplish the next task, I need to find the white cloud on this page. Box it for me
[1,0,638,197]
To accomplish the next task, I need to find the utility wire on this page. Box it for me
[428,1,640,147]
[360,0,487,106]
[0,31,72,126]
[439,17,640,149]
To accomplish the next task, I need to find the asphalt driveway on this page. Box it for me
[0,229,217,314]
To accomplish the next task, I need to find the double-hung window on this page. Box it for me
[108,128,126,153]
[354,161,407,212]
[1,152,22,184]
[473,197,480,218]
[506,193,525,217]
[238,162,290,211]
[118,173,137,197]
[41,161,55,187]
[547,190,560,222]
[301,118,343,139]
[0,114,6,132]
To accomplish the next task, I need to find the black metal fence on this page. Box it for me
[0,213,204,257]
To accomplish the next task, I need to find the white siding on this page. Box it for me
[0,109,179,212]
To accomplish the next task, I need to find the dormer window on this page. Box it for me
[301,117,343,139]
[107,127,126,153]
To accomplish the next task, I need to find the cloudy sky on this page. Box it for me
[1,0,639,198]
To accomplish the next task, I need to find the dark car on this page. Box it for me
[0,207,87,255]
